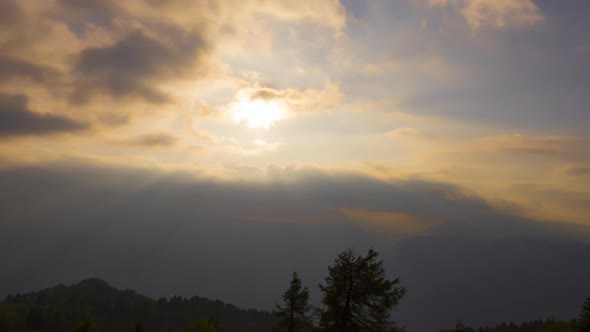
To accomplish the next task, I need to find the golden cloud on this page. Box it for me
[124,133,179,148]
[340,207,442,234]
[245,81,343,113]
[0,0,347,138]
[468,134,585,157]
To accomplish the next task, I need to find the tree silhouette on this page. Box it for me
[26,305,44,331]
[70,319,99,332]
[580,297,590,332]
[455,321,465,332]
[0,279,274,331]
[186,319,218,332]
[541,319,577,332]
[274,272,312,332]
[318,249,406,332]
[134,321,146,332]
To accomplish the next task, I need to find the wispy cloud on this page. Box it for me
[124,133,179,148]
[428,0,544,28]
[565,166,590,177]
[467,134,585,157]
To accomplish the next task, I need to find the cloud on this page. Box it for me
[242,81,343,113]
[340,208,441,234]
[125,133,179,147]
[0,56,59,84]
[197,104,221,117]
[388,127,425,140]
[429,0,544,29]
[0,1,26,29]
[72,30,208,104]
[0,161,509,233]
[0,94,88,137]
[465,134,585,157]
[0,0,347,131]
[57,0,346,32]
[251,0,346,31]
[565,166,590,177]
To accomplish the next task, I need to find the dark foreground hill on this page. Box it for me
[0,278,276,332]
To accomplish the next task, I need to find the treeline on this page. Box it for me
[0,249,405,332]
[439,297,590,332]
[0,278,276,332]
[1,249,589,332]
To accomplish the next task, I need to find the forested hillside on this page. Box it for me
[0,278,276,332]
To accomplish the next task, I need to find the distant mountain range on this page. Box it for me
[3,219,590,332]
[3,231,590,332]
[0,278,276,332]
[388,233,590,331]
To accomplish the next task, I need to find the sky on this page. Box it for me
[1,1,590,329]
[1,0,589,227]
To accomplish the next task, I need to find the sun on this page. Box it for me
[229,98,288,129]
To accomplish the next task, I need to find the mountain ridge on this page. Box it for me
[0,278,277,332]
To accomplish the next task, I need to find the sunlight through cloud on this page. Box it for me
[229,96,288,129]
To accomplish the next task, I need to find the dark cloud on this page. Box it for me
[565,166,590,176]
[126,133,179,147]
[72,30,208,104]
[0,162,500,229]
[0,94,88,137]
[0,1,26,29]
[0,161,580,239]
[57,0,119,22]
[0,56,59,84]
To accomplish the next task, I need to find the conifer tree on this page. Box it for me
[274,272,312,332]
[135,321,146,332]
[186,319,217,332]
[70,319,99,332]
[318,249,406,332]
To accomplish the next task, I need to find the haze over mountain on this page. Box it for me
[2,163,590,331]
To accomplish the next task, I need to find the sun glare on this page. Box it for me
[230,98,287,129]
